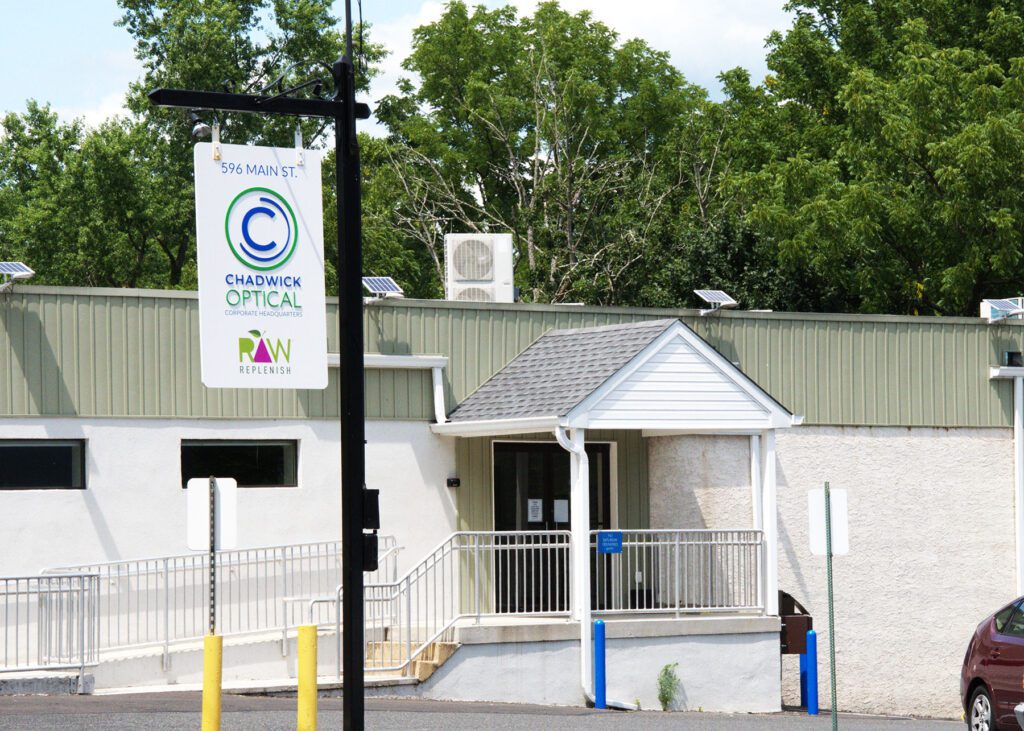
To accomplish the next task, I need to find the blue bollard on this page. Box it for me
[806,629,819,715]
[594,619,606,709]
[800,651,807,707]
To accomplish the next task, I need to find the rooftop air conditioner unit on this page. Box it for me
[445,233,514,303]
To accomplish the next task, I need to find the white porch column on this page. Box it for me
[1015,377,1024,595]
[760,430,779,616]
[568,428,592,695]
[750,434,763,531]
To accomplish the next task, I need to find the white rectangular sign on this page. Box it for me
[187,477,238,550]
[194,142,327,389]
[808,488,849,556]
[527,499,543,523]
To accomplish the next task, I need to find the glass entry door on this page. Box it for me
[493,442,611,612]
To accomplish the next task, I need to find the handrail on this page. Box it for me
[589,529,764,614]
[345,530,574,676]
[37,537,398,667]
[41,537,397,574]
[0,573,100,688]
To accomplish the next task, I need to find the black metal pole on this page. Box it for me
[208,475,216,636]
[335,53,366,731]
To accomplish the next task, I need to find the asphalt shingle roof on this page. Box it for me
[448,319,678,422]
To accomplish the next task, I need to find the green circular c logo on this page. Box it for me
[224,187,299,271]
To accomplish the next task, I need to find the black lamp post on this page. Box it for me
[148,47,374,731]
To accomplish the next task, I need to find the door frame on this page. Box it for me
[490,439,619,531]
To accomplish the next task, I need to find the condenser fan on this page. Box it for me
[452,238,494,281]
[455,287,495,302]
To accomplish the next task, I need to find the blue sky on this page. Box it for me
[0,1,792,131]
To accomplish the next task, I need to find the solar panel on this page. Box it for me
[985,298,1020,312]
[0,262,34,280]
[362,276,404,297]
[694,289,737,307]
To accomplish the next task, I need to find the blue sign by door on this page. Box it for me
[597,530,623,554]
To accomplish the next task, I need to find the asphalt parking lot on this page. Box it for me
[0,694,963,730]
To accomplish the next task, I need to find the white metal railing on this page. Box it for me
[350,531,573,675]
[0,574,99,685]
[280,542,404,652]
[591,530,764,614]
[42,538,399,664]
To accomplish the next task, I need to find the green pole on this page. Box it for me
[824,481,838,730]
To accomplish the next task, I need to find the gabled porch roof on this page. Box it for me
[431,318,801,436]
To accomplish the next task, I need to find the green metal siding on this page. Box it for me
[367,299,1022,428]
[3,287,1021,426]
[0,288,433,420]
[454,430,650,533]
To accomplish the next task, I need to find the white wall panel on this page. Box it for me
[587,337,769,429]
[0,418,452,576]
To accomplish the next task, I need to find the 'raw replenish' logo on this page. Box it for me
[224,187,299,271]
[238,330,292,375]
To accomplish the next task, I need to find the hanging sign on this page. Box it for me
[194,142,327,389]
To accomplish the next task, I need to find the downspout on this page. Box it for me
[1016,377,1024,595]
[431,366,447,424]
[554,425,637,711]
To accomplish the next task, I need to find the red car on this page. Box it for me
[963,598,1024,730]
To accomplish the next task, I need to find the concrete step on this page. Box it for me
[411,641,458,682]
[0,670,94,695]
[95,673,417,696]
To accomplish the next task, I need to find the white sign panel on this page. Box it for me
[808,488,849,556]
[527,499,543,523]
[194,142,327,389]
[187,477,238,550]
[554,499,569,524]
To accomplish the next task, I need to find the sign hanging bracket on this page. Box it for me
[295,124,304,166]
[211,120,221,161]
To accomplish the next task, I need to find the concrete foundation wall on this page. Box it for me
[649,426,1016,719]
[421,631,780,712]
[0,418,454,575]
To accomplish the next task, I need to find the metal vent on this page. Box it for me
[455,286,495,302]
[451,239,494,281]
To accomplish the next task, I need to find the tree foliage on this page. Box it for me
[4,1,1024,315]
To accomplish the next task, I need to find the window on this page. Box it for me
[180,440,298,488]
[1004,605,1024,638]
[0,440,85,489]
[995,602,1019,634]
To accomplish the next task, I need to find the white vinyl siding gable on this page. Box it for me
[580,330,785,430]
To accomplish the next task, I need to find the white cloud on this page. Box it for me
[54,90,130,129]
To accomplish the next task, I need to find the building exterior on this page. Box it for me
[2,285,1023,717]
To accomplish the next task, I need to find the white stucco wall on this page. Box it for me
[0,418,454,575]
[421,632,780,712]
[649,426,1016,719]
[365,422,457,575]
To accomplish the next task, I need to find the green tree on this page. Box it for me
[749,3,1024,314]
[0,104,171,288]
[378,1,705,304]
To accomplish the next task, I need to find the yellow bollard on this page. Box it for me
[297,625,318,731]
[202,634,223,731]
